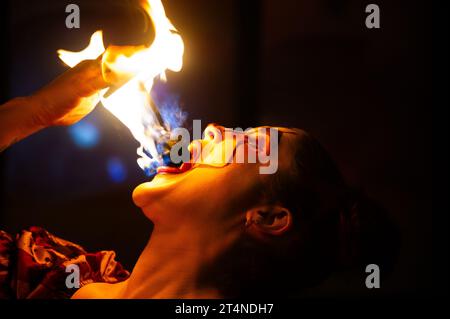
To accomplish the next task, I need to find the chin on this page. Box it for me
[132,184,163,222]
[132,171,191,208]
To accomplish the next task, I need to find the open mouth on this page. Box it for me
[156,162,194,175]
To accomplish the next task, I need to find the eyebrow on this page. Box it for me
[243,128,298,151]
[244,127,298,134]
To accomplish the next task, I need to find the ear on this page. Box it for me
[245,205,293,237]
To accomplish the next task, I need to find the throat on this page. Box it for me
[121,225,224,299]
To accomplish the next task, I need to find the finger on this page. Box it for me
[102,45,146,84]
[70,59,108,97]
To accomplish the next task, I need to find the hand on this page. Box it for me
[31,59,107,127]
[101,45,146,84]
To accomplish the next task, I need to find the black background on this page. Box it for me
[0,0,438,298]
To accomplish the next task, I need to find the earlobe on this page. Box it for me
[245,205,293,236]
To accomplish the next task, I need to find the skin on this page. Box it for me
[0,59,107,152]
[0,56,301,298]
[72,125,300,299]
[0,44,153,153]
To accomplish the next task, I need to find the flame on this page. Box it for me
[57,31,105,67]
[57,0,185,176]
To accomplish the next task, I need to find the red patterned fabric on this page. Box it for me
[0,227,129,299]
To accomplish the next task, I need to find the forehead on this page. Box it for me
[251,127,301,172]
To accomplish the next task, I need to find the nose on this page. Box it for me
[203,124,225,144]
[187,124,225,163]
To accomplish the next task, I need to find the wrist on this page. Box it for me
[26,92,53,129]
[17,94,50,130]
[0,95,47,149]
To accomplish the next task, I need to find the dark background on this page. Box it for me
[0,0,435,298]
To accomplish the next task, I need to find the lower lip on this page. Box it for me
[157,162,193,175]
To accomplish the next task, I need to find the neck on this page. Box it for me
[121,223,234,298]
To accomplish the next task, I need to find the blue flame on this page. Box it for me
[151,82,187,131]
[143,160,161,178]
[141,82,187,178]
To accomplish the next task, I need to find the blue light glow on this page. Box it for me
[68,120,100,149]
[107,157,127,183]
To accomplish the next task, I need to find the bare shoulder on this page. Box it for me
[71,280,128,299]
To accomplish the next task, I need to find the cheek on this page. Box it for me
[214,164,262,207]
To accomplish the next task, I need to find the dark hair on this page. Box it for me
[263,129,400,293]
[199,129,400,297]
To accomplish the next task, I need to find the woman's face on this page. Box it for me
[132,124,299,228]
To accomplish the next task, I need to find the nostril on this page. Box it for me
[215,125,226,136]
[205,124,227,143]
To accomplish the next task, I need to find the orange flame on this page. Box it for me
[57,0,184,173]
